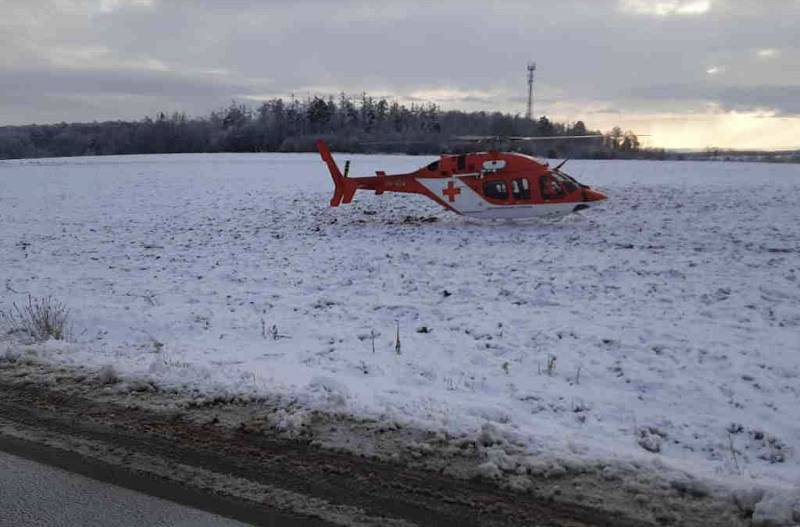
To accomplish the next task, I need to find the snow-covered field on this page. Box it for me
[1,153,799,495]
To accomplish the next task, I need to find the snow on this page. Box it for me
[1,153,799,498]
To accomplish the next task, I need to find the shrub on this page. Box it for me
[1,295,71,342]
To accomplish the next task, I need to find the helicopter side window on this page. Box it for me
[483,180,508,201]
[539,174,566,200]
[511,178,530,200]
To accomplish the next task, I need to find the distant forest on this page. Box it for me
[3,93,797,162]
[0,93,651,160]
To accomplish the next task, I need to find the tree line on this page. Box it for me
[0,93,643,160]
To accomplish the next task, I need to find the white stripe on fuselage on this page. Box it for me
[416,177,579,219]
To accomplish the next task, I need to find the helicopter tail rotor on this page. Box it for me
[316,140,357,206]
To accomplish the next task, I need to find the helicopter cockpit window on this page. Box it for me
[539,174,566,200]
[511,178,530,200]
[552,171,578,193]
[483,180,508,200]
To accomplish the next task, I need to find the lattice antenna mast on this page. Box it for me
[525,62,536,121]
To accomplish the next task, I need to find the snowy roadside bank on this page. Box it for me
[0,359,777,526]
[1,153,799,524]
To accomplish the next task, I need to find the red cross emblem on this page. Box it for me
[442,180,461,202]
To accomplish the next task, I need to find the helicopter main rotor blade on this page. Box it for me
[356,140,443,145]
[453,134,604,142]
[509,134,604,141]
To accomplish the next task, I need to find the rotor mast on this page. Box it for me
[525,61,536,121]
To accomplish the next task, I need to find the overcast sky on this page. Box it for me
[2,0,799,149]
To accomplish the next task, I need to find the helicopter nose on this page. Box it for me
[583,188,607,202]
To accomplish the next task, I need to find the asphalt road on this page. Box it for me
[0,451,249,527]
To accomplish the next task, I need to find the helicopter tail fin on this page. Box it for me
[316,140,357,206]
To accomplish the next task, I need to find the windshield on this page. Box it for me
[551,170,578,193]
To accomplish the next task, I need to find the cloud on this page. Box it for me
[45,45,169,71]
[1,0,799,149]
[406,88,500,104]
[628,83,800,115]
[756,48,779,59]
[98,0,155,13]
[619,0,712,16]
[0,67,262,99]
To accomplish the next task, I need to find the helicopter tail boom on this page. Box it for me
[316,140,356,206]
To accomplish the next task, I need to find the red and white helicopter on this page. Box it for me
[317,138,607,220]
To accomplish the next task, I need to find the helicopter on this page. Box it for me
[316,137,607,220]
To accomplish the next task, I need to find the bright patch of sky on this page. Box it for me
[619,0,712,17]
[98,0,154,13]
[756,48,779,59]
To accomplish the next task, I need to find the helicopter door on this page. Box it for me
[511,178,531,201]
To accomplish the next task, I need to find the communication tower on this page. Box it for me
[525,62,536,121]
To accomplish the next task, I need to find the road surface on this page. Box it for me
[0,450,248,527]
